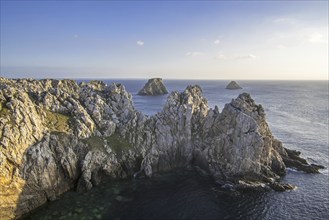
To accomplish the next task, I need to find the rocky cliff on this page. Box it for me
[138,78,168,95]
[0,78,322,219]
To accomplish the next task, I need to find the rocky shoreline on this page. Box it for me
[0,78,323,219]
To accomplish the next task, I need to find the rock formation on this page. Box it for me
[0,77,322,219]
[138,78,168,95]
[226,81,242,89]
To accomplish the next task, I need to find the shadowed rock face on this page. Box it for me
[0,78,323,219]
[138,78,168,95]
[226,81,242,89]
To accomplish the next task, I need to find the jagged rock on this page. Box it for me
[279,147,324,173]
[270,182,295,191]
[0,77,323,220]
[226,81,242,89]
[138,78,168,95]
[235,180,270,192]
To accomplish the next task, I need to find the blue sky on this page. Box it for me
[0,1,328,79]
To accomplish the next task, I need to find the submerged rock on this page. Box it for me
[138,78,168,95]
[0,77,323,219]
[226,81,242,89]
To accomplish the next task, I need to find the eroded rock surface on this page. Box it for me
[0,77,322,219]
[138,78,168,95]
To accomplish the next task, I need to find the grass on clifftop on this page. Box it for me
[44,110,71,133]
[83,134,132,157]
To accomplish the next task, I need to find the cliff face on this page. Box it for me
[0,78,321,219]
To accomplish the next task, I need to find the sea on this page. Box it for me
[23,80,329,220]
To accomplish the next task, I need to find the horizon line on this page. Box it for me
[1,76,328,82]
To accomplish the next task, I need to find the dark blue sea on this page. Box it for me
[25,80,329,220]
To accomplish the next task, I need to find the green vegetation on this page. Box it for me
[44,110,71,133]
[0,102,10,118]
[83,136,106,151]
[107,133,132,156]
[83,133,132,157]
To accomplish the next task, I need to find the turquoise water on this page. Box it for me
[23,80,329,220]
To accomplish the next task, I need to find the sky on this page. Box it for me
[0,0,328,80]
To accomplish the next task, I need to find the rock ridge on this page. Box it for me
[0,77,323,219]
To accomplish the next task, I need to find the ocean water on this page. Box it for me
[23,80,329,220]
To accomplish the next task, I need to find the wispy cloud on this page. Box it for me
[269,27,328,47]
[273,17,297,25]
[186,51,205,57]
[277,44,287,49]
[308,32,327,44]
[214,54,227,60]
[214,39,220,45]
[73,34,79,38]
[136,40,144,46]
[215,53,257,60]
[234,54,257,59]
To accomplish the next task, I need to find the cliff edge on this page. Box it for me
[0,78,322,219]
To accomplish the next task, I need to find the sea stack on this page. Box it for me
[138,78,168,95]
[226,81,242,89]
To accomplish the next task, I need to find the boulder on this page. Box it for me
[226,81,242,89]
[138,78,168,95]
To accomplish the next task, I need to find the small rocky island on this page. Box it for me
[138,78,168,95]
[0,77,323,219]
[226,81,242,89]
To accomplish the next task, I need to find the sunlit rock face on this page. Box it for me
[0,78,321,219]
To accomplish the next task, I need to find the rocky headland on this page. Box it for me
[226,81,242,89]
[138,78,168,95]
[0,78,323,219]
